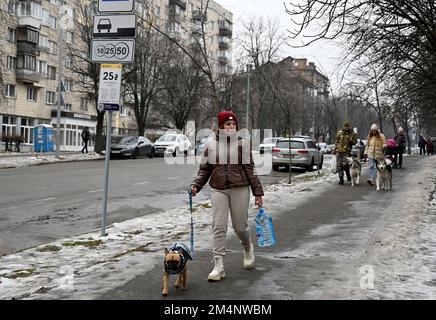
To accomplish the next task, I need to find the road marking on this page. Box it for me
[29,197,55,203]
[88,189,103,193]
[167,177,181,180]
[132,181,149,186]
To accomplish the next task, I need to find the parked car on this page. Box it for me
[154,133,192,157]
[259,137,282,154]
[272,137,323,172]
[195,136,214,156]
[110,136,154,159]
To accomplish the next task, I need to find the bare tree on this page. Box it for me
[137,0,225,114]
[234,17,288,130]
[122,21,168,136]
[285,0,436,133]
[156,43,207,131]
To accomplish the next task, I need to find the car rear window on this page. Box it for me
[276,141,305,149]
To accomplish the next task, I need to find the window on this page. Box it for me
[8,28,16,42]
[17,54,37,70]
[2,116,16,137]
[48,41,57,54]
[64,103,72,111]
[6,84,16,97]
[46,90,56,104]
[65,31,73,44]
[47,66,56,79]
[42,9,50,25]
[16,0,42,19]
[7,56,17,70]
[49,15,57,29]
[39,35,50,50]
[64,55,72,68]
[80,97,88,111]
[20,118,34,144]
[27,87,37,102]
[64,79,72,92]
[37,60,47,75]
[25,28,39,44]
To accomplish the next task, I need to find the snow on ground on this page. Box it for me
[0,153,103,169]
[0,160,337,299]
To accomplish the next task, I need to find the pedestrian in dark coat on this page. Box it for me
[393,127,406,168]
[81,127,90,154]
[418,136,426,155]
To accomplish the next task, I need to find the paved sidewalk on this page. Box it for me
[0,151,103,169]
[99,155,436,300]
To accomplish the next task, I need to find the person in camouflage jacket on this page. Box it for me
[335,121,358,185]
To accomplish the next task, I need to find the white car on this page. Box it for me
[259,137,282,154]
[154,133,192,157]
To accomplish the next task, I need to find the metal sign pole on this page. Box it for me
[101,111,112,236]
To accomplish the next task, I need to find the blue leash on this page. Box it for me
[188,190,195,259]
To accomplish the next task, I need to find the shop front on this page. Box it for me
[51,110,97,152]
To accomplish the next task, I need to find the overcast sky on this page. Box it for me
[217,0,346,91]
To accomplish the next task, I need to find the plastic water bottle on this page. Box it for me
[255,208,276,247]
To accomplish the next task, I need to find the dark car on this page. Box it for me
[110,136,154,159]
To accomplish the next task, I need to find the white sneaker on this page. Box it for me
[208,256,226,281]
[243,243,255,269]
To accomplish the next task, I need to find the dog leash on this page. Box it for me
[188,190,195,259]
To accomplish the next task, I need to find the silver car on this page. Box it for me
[272,137,323,172]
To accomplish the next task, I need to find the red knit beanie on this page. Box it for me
[218,111,238,129]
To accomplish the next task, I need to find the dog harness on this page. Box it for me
[165,242,193,275]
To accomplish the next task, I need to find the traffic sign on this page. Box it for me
[97,64,122,112]
[91,39,135,63]
[98,0,135,13]
[93,14,136,38]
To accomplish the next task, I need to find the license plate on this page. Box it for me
[283,154,293,158]
[111,150,120,154]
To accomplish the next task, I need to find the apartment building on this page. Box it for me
[0,0,232,151]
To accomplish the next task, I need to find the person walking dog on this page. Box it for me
[190,111,264,281]
[364,124,387,186]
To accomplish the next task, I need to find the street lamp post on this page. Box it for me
[246,64,252,129]
[56,23,64,159]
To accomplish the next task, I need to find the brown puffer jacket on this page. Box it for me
[192,134,264,196]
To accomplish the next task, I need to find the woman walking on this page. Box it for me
[190,111,264,281]
[364,124,387,186]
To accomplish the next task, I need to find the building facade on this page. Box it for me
[0,0,233,151]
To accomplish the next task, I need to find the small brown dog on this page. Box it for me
[162,243,193,297]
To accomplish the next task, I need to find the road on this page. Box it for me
[0,155,317,255]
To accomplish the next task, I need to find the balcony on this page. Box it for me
[169,0,186,11]
[17,42,40,56]
[219,26,232,37]
[18,16,41,29]
[218,56,228,65]
[168,6,182,23]
[219,40,229,50]
[16,68,41,83]
[192,10,207,22]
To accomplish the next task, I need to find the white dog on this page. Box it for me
[376,158,393,191]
